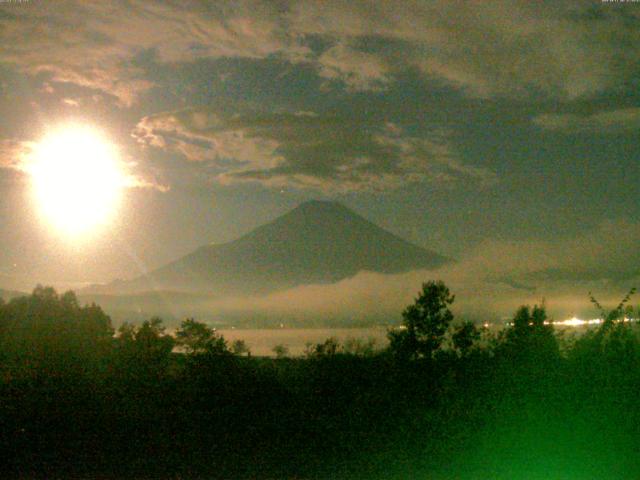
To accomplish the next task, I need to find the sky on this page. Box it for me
[0,1,639,317]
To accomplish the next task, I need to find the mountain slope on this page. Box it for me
[105,200,449,295]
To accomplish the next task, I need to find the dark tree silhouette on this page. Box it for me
[499,304,558,362]
[135,317,175,359]
[573,289,638,362]
[590,287,636,329]
[388,280,454,360]
[308,337,341,358]
[452,321,481,357]
[343,336,378,357]
[272,343,289,358]
[231,339,250,356]
[113,317,175,379]
[0,286,113,374]
[175,317,228,355]
[4,283,640,480]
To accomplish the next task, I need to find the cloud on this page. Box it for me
[199,217,640,323]
[1,1,637,102]
[317,43,391,91]
[122,174,170,193]
[533,108,640,133]
[132,109,496,192]
[0,137,168,192]
[0,2,154,106]
[0,139,35,172]
[289,0,640,99]
[0,1,305,106]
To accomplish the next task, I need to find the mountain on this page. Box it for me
[96,200,450,296]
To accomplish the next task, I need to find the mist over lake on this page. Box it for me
[217,327,389,357]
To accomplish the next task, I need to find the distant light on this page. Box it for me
[553,317,605,327]
[560,317,585,327]
[485,316,632,328]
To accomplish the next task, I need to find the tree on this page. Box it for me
[134,317,175,360]
[452,321,481,357]
[499,304,558,362]
[175,318,213,354]
[231,339,250,356]
[113,317,175,376]
[343,337,378,357]
[175,318,228,355]
[590,287,636,329]
[388,280,455,360]
[308,337,341,358]
[576,289,638,363]
[0,286,114,373]
[272,343,289,359]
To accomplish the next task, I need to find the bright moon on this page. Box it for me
[29,125,125,237]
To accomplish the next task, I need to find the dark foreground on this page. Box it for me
[1,286,640,479]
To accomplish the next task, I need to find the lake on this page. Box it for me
[217,327,390,357]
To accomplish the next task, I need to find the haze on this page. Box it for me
[0,1,638,323]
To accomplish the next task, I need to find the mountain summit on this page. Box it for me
[106,201,449,295]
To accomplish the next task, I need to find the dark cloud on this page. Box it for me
[0,1,298,106]
[293,1,640,99]
[533,108,640,133]
[316,43,391,91]
[2,1,638,103]
[133,108,497,191]
[0,2,153,106]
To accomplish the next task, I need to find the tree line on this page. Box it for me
[0,282,639,479]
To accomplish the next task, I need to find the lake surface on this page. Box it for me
[217,327,390,357]
[217,320,606,356]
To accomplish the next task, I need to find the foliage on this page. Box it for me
[388,280,454,360]
[272,343,289,358]
[572,289,638,363]
[451,321,481,357]
[343,336,378,357]
[0,286,113,373]
[497,304,559,362]
[2,283,640,479]
[306,336,341,358]
[113,317,175,378]
[589,287,636,327]
[231,339,250,356]
[175,317,228,355]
